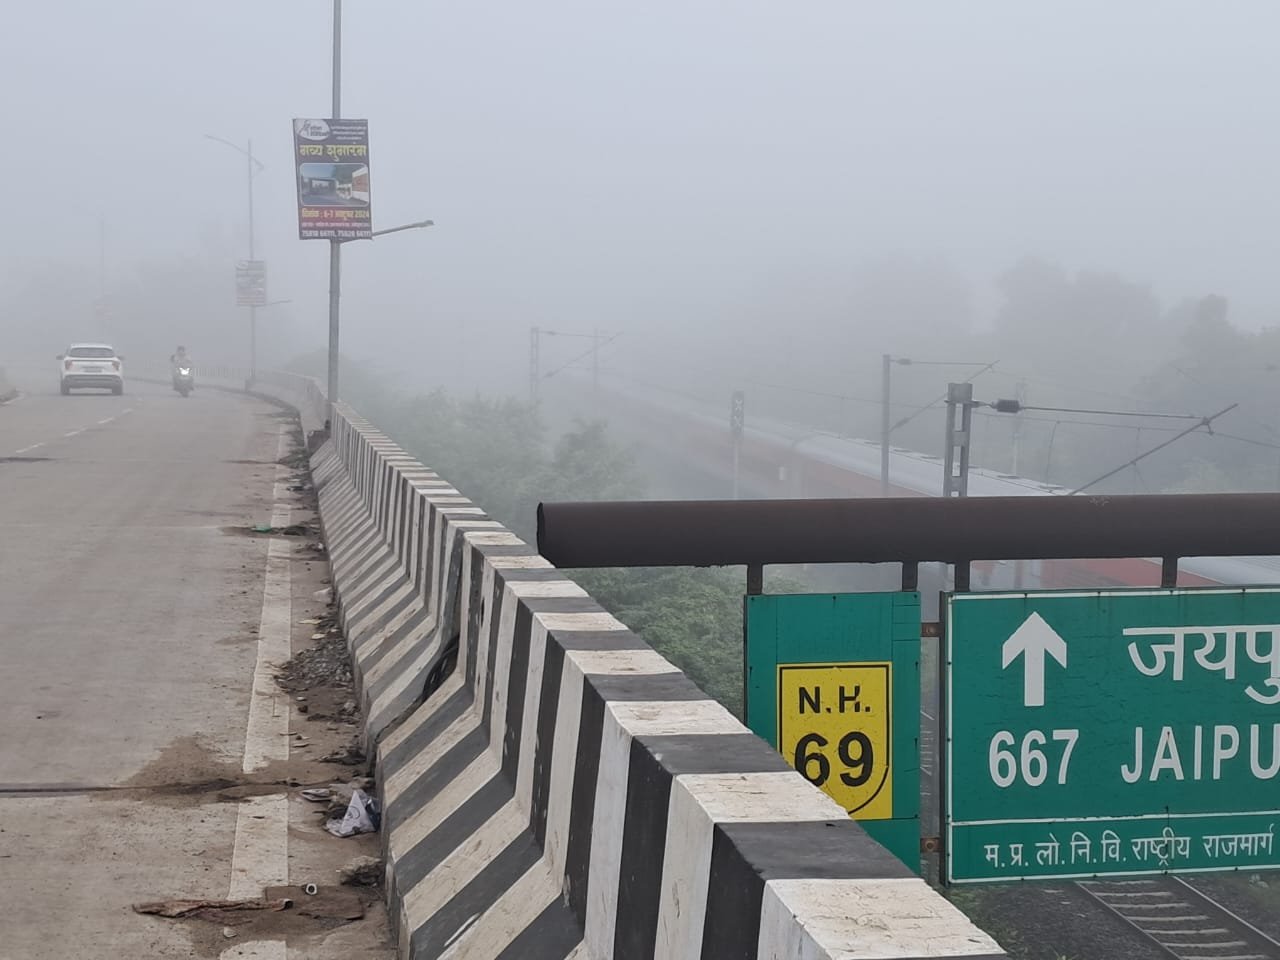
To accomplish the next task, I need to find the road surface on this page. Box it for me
[0,374,389,958]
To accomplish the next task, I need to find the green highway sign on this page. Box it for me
[946,587,1280,884]
[746,592,920,870]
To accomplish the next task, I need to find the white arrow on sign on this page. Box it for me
[1001,612,1068,707]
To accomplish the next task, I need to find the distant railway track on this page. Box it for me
[1078,876,1280,960]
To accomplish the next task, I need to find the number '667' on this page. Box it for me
[989,728,1080,787]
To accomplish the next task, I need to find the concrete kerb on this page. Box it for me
[292,395,1006,960]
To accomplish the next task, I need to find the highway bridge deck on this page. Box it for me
[0,373,390,958]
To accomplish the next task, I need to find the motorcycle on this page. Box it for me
[173,366,194,397]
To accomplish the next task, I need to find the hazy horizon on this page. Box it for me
[5,2,1280,396]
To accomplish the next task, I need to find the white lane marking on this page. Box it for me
[223,426,292,959]
[242,425,292,770]
[241,542,292,767]
[227,794,290,899]
[9,406,134,454]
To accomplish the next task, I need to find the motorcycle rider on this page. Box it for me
[170,346,194,391]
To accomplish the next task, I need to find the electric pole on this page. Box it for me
[593,327,600,397]
[943,382,974,498]
[731,390,745,499]
[880,354,891,496]
[1010,379,1026,474]
[529,326,541,406]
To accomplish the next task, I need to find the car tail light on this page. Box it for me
[112,359,120,370]
[64,359,72,371]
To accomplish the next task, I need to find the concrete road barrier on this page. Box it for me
[303,399,1005,960]
[182,368,1004,957]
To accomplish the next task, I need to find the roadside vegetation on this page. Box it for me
[292,354,762,715]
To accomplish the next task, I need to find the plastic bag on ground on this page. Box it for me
[325,788,380,837]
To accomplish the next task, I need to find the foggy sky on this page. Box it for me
[5,1,1279,390]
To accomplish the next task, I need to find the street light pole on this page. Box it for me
[320,1,432,415]
[327,0,343,417]
[97,216,108,338]
[247,138,257,384]
[205,134,264,381]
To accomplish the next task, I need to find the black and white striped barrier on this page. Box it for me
[308,402,1005,960]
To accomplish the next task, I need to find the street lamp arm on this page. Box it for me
[203,134,265,171]
[371,219,434,238]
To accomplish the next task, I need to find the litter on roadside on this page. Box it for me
[319,739,365,765]
[133,897,292,922]
[300,787,332,803]
[340,856,383,887]
[324,788,380,838]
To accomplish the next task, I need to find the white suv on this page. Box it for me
[59,343,124,395]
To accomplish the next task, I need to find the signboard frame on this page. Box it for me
[745,591,921,869]
[292,118,372,241]
[945,585,1280,885]
[236,259,267,307]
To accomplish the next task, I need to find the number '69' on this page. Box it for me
[794,731,874,788]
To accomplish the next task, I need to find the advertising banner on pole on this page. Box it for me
[235,260,267,306]
[292,118,371,241]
